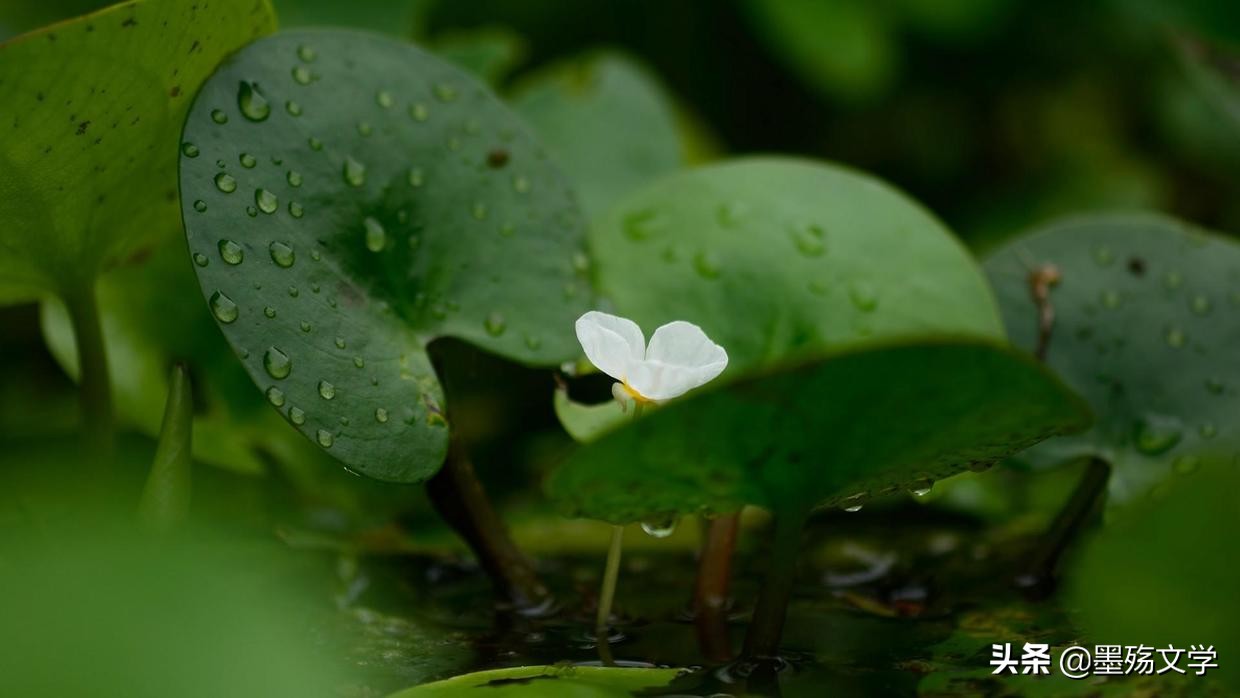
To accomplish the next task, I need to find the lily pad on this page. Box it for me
[548,339,1091,523]
[588,157,1005,376]
[0,0,276,304]
[511,52,686,218]
[984,214,1240,503]
[389,665,681,697]
[179,30,590,482]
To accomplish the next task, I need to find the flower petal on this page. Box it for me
[628,320,728,400]
[575,311,645,381]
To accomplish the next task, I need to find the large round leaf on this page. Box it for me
[389,665,680,697]
[547,339,1091,524]
[588,157,1004,376]
[0,0,275,303]
[511,52,686,218]
[984,214,1240,503]
[180,30,591,482]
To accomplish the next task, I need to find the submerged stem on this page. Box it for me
[694,512,741,662]
[741,509,808,661]
[426,438,550,612]
[138,363,193,530]
[595,524,625,666]
[1018,456,1111,597]
[65,280,113,456]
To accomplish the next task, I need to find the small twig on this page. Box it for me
[1017,456,1111,598]
[1026,261,1061,362]
[694,512,740,662]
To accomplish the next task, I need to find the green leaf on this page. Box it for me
[1068,461,1240,690]
[1176,32,1240,135]
[588,157,1005,376]
[40,236,315,475]
[547,339,1091,524]
[0,0,276,304]
[553,385,625,443]
[984,214,1240,504]
[511,52,686,218]
[389,665,681,697]
[179,30,591,483]
[430,26,527,85]
[741,0,896,104]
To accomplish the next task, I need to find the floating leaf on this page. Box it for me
[548,340,1090,524]
[512,52,686,217]
[0,0,276,303]
[180,30,590,482]
[984,214,1240,503]
[389,665,680,697]
[588,158,1004,376]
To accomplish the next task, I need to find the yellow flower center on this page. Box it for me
[621,380,653,404]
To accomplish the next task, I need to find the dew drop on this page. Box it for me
[289,201,304,218]
[716,201,749,228]
[1190,294,1212,316]
[263,346,292,380]
[640,515,678,538]
[363,217,386,252]
[1206,378,1225,395]
[239,153,257,168]
[1099,289,1121,309]
[1092,246,1114,266]
[308,136,323,151]
[791,223,826,257]
[287,170,303,187]
[1134,414,1182,455]
[263,306,276,319]
[296,44,316,62]
[193,200,207,213]
[290,406,306,425]
[218,240,244,265]
[1200,422,1217,439]
[1173,454,1200,475]
[246,206,258,218]
[285,100,302,116]
[484,311,507,337]
[910,479,933,497]
[288,286,299,298]
[524,335,542,350]
[623,209,663,241]
[318,380,335,400]
[357,121,372,137]
[181,142,199,158]
[844,504,864,513]
[433,83,457,102]
[376,90,393,108]
[214,173,237,193]
[410,103,429,122]
[255,188,278,214]
[408,167,424,188]
[1164,327,1186,349]
[471,202,488,220]
[210,109,228,124]
[292,65,313,85]
[208,291,238,323]
[192,253,209,267]
[375,407,389,423]
[299,320,312,333]
[849,282,878,312]
[316,429,334,448]
[266,386,285,407]
[343,156,366,187]
[353,356,365,368]
[237,81,270,122]
[334,337,347,349]
[512,175,530,193]
[1163,270,1183,291]
[693,251,721,279]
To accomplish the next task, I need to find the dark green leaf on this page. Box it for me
[548,340,1090,523]
[180,30,591,482]
[984,214,1240,503]
[389,665,680,697]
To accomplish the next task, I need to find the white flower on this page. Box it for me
[574,310,728,403]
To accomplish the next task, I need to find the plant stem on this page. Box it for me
[694,512,740,662]
[741,509,808,661]
[1017,456,1111,598]
[595,524,625,666]
[426,437,550,612]
[138,363,193,530]
[64,280,112,456]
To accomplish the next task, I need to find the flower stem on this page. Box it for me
[426,436,551,612]
[694,511,741,662]
[595,524,625,665]
[64,280,113,456]
[741,508,808,661]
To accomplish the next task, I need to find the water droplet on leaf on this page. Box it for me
[209,291,238,323]
[218,240,243,265]
[263,346,292,379]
